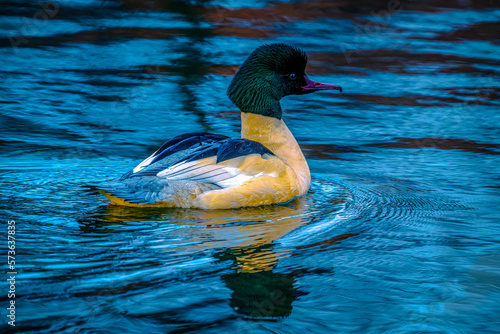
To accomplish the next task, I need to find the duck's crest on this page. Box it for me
[227,43,307,119]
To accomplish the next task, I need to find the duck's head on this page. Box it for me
[227,43,342,120]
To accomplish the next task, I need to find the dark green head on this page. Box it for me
[227,43,342,119]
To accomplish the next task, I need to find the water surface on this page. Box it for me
[1,0,499,333]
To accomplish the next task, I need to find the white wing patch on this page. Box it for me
[132,152,157,173]
[215,168,263,188]
[156,160,276,188]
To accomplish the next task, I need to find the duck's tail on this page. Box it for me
[95,177,173,207]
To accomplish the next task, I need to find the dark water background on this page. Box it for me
[1,0,499,333]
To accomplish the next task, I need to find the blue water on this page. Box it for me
[1,0,500,333]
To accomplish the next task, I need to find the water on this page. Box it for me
[1,0,499,333]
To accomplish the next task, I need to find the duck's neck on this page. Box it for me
[240,111,311,193]
[237,98,283,120]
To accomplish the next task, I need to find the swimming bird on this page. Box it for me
[99,43,342,209]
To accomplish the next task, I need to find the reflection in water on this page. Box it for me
[222,265,297,318]
[159,0,216,132]
[80,191,351,319]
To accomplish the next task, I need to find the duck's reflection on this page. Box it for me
[80,193,351,318]
[216,244,297,318]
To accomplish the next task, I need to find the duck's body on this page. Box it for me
[99,43,341,209]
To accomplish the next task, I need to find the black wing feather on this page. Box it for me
[216,139,274,163]
[122,132,229,179]
[151,132,229,165]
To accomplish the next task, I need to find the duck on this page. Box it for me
[98,43,342,209]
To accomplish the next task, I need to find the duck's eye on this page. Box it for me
[289,73,297,80]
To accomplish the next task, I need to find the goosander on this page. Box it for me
[99,43,342,209]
